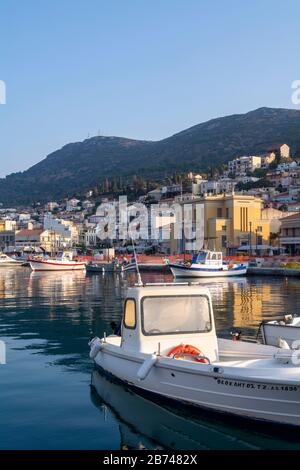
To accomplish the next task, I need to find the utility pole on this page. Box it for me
[249,221,252,256]
[255,228,258,255]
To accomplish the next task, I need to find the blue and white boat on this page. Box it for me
[169,250,247,278]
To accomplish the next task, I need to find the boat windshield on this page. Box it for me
[192,251,207,263]
[141,295,211,335]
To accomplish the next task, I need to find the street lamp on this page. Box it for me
[255,228,258,255]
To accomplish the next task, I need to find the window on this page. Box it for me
[217,208,222,218]
[257,235,263,245]
[124,299,136,329]
[141,295,211,336]
[257,226,262,232]
[222,235,227,248]
[221,225,226,231]
[226,208,229,218]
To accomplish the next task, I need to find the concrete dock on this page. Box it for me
[248,267,300,277]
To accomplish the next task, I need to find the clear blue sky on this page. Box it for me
[0,0,299,177]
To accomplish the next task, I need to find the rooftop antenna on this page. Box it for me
[129,230,142,286]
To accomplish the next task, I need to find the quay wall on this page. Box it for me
[248,267,300,277]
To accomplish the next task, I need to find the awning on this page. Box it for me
[237,245,273,251]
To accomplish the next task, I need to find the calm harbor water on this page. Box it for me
[1,267,300,449]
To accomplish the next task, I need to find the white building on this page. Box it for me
[277,161,297,172]
[82,200,95,210]
[84,226,98,247]
[66,198,80,212]
[45,201,59,211]
[43,214,79,247]
[228,156,261,175]
[268,144,290,160]
[197,178,236,195]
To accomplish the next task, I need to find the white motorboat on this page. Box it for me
[169,251,247,278]
[0,253,24,266]
[89,282,300,427]
[29,252,86,272]
[260,315,300,348]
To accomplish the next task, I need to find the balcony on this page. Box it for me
[280,237,300,245]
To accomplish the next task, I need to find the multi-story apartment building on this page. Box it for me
[171,193,270,254]
[197,178,236,195]
[15,229,44,250]
[0,219,16,231]
[228,156,262,175]
[0,231,15,251]
[280,213,300,254]
[268,144,290,160]
[44,214,79,246]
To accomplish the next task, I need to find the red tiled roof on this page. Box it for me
[280,212,300,221]
[16,229,44,235]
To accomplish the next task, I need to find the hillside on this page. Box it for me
[1,107,300,204]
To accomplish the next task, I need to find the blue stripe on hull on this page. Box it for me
[169,263,246,273]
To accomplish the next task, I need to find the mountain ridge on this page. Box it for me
[1,107,300,205]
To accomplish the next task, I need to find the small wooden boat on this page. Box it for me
[169,251,247,278]
[89,282,300,427]
[86,261,123,274]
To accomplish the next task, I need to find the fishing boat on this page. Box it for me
[169,250,247,278]
[123,261,170,273]
[29,252,86,272]
[86,260,123,274]
[0,253,24,266]
[89,283,300,427]
[260,315,300,348]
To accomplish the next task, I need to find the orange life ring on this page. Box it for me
[167,344,208,363]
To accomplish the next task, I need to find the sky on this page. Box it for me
[0,0,300,177]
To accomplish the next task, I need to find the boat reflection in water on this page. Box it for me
[90,370,300,450]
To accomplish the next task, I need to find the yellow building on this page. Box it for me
[0,219,16,231]
[175,193,270,254]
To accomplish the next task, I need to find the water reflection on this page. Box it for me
[91,370,300,450]
[1,268,300,449]
[1,269,300,365]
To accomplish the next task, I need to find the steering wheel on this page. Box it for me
[148,328,162,334]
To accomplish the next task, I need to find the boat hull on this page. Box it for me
[29,260,86,271]
[169,263,247,278]
[86,263,123,273]
[0,260,24,266]
[93,345,300,427]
